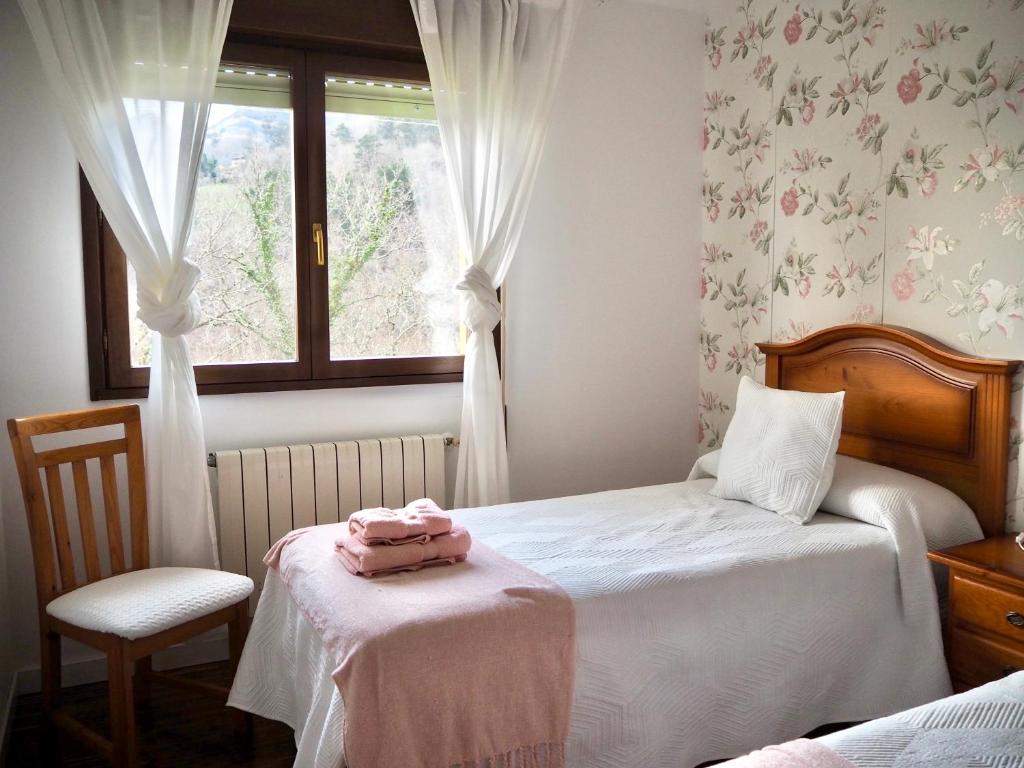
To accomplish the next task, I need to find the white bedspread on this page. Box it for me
[229,479,957,768]
[819,672,1024,766]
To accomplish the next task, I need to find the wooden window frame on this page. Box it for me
[83,38,478,400]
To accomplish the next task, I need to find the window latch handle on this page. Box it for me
[313,223,325,266]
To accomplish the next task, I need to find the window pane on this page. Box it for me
[324,77,460,360]
[128,65,298,366]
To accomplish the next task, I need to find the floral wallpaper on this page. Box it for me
[700,0,1024,528]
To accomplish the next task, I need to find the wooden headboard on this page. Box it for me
[757,324,1020,538]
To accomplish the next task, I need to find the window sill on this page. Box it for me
[90,371,464,401]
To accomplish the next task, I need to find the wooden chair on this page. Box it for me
[8,404,254,768]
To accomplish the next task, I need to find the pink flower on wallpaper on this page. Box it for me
[710,48,722,70]
[891,268,916,301]
[749,219,768,242]
[784,14,803,45]
[706,352,718,371]
[700,272,709,299]
[898,69,923,104]
[780,187,800,216]
[800,100,815,125]
[708,202,720,222]
[849,304,875,323]
[919,170,939,198]
[856,113,881,141]
[703,121,710,151]
[754,55,773,80]
[697,418,705,444]
[798,275,812,298]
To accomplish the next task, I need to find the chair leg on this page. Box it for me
[228,600,254,745]
[134,655,152,702]
[40,630,62,716]
[40,630,61,763]
[108,640,137,768]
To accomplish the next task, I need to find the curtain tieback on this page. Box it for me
[136,259,202,338]
[456,264,501,334]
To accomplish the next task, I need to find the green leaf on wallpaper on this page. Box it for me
[985,107,1000,125]
[826,29,841,44]
[942,66,951,83]
[977,41,993,71]
[921,289,938,304]
[843,19,857,35]
[782,108,793,126]
[896,177,909,198]
[947,304,967,317]
[806,25,818,40]
[886,173,897,195]
[849,41,860,58]
[953,280,971,298]
[969,262,985,282]
[979,81,996,98]
[830,10,844,23]
[838,173,850,196]
[872,59,888,81]
[953,91,973,108]
[841,100,851,115]
[960,68,977,85]
[765,7,776,25]
[803,203,815,215]
[1013,0,1023,10]
[927,83,944,100]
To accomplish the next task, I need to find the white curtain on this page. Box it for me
[19,0,231,567]
[411,0,581,508]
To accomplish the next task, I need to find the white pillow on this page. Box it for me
[819,454,983,550]
[691,449,984,549]
[710,376,845,524]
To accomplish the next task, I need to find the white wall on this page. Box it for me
[506,0,702,501]
[0,0,702,683]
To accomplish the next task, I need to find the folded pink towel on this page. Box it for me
[337,553,469,577]
[335,524,472,577]
[722,739,857,767]
[347,498,451,545]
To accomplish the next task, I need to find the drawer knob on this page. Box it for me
[1007,611,1024,628]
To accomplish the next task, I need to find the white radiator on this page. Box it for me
[212,435,447,606]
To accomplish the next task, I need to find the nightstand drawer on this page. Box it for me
[951,574,1024,644]
[950,628,1024,689]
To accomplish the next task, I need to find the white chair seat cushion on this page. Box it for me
[46,567,254,640]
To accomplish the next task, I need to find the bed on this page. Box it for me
[228,325,1020,768]
[818,672,1024,767]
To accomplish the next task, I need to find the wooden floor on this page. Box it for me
[4,662,296,767]
[5,661,856,768]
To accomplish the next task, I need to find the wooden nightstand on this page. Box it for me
[929,535,1024,691]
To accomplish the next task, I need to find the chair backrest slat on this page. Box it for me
[44,465,77,592]
[72,460,102,582]
[7,405,148,607]
[100,453,127,575]
[124,418,148,571]
[35,438,128,468]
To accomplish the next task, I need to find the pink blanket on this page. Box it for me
[263,523,576,768]
[348,498,451,545]
[722,739,857,767]
[335,524,472,576]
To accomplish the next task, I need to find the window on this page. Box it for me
[83,42,470,398]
